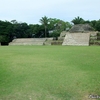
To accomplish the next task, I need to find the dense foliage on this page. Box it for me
[0,16,100,44]
[72,16,100,31]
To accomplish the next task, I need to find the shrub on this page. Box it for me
[97,32,100,40]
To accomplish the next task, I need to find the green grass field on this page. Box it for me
[0,46,100,100]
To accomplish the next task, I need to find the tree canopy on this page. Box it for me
[72,16,85,25]
[0,16,100,45]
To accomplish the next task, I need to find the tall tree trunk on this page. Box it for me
[45,25,47,38]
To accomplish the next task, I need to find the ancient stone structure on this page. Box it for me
[62,32,90,46]
[9,24,97,46]
[69,24,94,33]
[60,31,67,37]
[62,24,96,46]
[9,38,46,45]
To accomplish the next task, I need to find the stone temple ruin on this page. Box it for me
[62,24,97,46]
[9,38,47,45]
[9,24,97,46]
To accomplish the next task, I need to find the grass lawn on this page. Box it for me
[0,46,100,100]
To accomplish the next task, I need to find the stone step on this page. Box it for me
[9,38,46,45]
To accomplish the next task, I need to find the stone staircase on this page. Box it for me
[62,33,90,46]
[9,38,47,45]
[43,38,53,45]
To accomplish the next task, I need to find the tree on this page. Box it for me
[72,16,85,25]
[40,16,49,37]
[12,22,30,38]
[48,18,67,31]
[65,22,72,30]
[11,20,18,24]
[0,20,13,43]
[95,20,100,31]
[48,18,72,37]
[29,24,44,38]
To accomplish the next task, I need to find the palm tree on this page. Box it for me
[40,16,49,37]
[72,16,85,25]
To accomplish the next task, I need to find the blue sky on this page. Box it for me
[0,0,100,24]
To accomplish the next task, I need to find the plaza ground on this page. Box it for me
[0,46,100,100]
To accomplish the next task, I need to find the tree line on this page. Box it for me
[0,16,100,44]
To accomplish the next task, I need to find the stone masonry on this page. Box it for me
[62,32,90,46]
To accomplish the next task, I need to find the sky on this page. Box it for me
[0,0,100,24]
